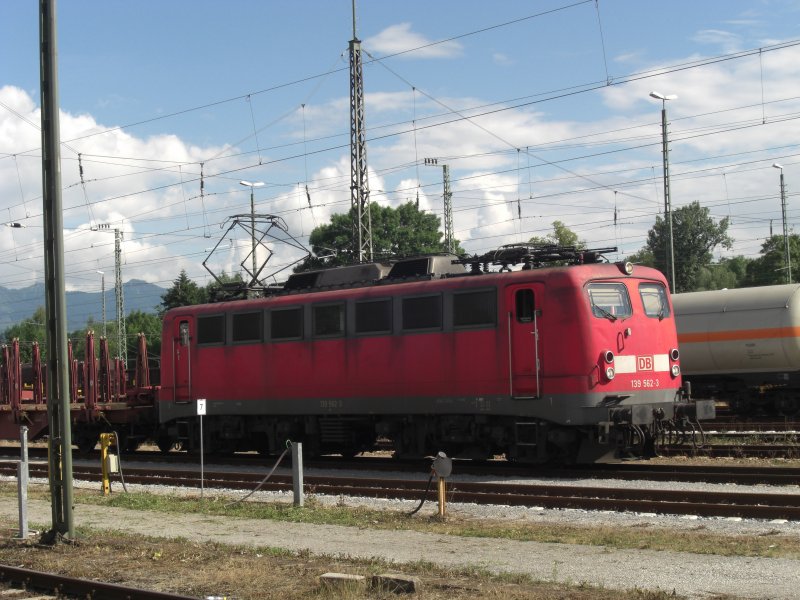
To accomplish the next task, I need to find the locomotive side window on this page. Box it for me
[179,321,190,346]
[402,294,442,331]
[587,283,632,320]
[313,303,345,337]
[232,311,263,343]
[515,289,535,323]
[197,315,225,345]
[454,289,497,328]
[271,307,303,340]
[355,299,392,334]
[639,283,670,319]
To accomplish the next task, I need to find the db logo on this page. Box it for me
[637,356,654,371]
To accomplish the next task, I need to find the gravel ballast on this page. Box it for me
[3,466,800,600]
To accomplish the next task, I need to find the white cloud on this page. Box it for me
[692,29,743,54]
[492,52,514,67]
[364,23,462,58]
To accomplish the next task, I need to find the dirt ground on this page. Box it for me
[0,524,678,600]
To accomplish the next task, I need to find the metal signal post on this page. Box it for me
[39,0,75,541]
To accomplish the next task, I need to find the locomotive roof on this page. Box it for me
[165,252,666,317]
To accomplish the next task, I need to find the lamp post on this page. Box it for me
[772,163,792,283]
[96,270,106,339]
[239,180,264,284]
[650,91,678,293]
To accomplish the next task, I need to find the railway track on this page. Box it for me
[2,447,799,483]
[2,461,799,521]
[0,564,195,599]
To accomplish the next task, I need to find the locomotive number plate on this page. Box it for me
[630,379,660,389]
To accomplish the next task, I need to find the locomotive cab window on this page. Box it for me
[313,303,345,337]
[639,283,671,319]
[355,298,392,334]
[197,315,225,345]
[454,289,497,328]
[179,321,190,346]
[271,307,303,340]
[515,289,535,323]
[402,294,442,331]
[587,283,632,320]
[232,311,263,343]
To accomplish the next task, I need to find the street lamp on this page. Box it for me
[239,180,265,284]
[96,270,106,339]
[772,163,792,283]
[650,91,678,293]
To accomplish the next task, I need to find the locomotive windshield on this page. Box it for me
[639,283,670,319]
[587,283,632,320]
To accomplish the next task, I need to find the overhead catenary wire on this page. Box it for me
[0,24,796,296]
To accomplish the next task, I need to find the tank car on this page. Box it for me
[155,246,706,463]
[673,284,800,415]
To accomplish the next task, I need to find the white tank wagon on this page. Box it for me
[672,284,800,415]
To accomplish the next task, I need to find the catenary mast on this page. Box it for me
[349,0,372,262]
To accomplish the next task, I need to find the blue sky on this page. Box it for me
[2,0,800,299]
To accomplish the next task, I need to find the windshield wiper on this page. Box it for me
[593,304,617,321]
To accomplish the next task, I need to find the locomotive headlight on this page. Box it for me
[671,364,681,377]
[605,366,616,380]
[617,261,634,275]
[603,350,614,364]
[670,348,680,361]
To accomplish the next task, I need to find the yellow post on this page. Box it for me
[437,477,446,517]
[99,432,117,496]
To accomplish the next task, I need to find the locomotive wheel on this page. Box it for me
[156,435,174,454]
[775,393,799,416]
[728,393,753,416]
[75,433,98,454]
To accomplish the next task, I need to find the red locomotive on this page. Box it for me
[0,245,712,463]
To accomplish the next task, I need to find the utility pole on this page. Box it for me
[650,91,677,293]
[425,158,455,254]
[349,0,372,262]
[97,270,106,338]
[773,163,792,284]
[39,0,75,541]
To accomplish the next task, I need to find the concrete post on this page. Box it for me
[17,426,29,539]
[291,442,304,507]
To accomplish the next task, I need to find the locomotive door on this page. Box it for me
[173,315,193,403]
[506,284,543,398]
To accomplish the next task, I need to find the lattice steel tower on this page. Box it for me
[114,228,127,367]
[349,0,372,262]
[442,164,454,253]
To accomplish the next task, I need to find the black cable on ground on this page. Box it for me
[226,443,291,506]
[407,472,435,516]
[111,430,129,493]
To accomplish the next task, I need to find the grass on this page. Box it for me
[1,482,797,560]
[0,524,694,599]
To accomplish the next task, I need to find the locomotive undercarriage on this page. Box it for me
[688,375,800,416]
[153,409,697,464]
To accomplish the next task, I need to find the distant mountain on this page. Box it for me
[0,279,166,332]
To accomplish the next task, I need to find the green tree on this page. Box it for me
[743,234,800,286]
[125,310,162,359]
[529,220,585,248]
[205,271,245,302]
[295,202,464,272]
[159,270,207,315]
[694,256,752,290]
[644,201,733,292]
[625,248,655,268]
[0,306,47,362]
